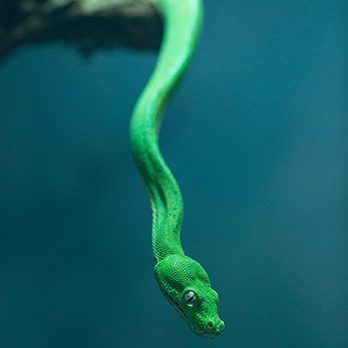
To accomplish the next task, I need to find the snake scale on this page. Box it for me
[130,0,224,337]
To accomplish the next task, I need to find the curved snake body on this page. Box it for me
[130,0,224,337]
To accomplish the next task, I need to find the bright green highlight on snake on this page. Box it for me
[130,0,224,338]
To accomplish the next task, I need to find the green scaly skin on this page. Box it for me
[130,0,224,338]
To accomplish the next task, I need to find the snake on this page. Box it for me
[130,0,224,338]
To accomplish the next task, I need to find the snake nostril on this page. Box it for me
[207,322,214,329]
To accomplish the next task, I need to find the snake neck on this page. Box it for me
[130,0,203,262]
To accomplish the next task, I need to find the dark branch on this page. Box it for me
[0,0,163,61]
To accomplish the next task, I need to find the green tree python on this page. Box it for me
[130,0,224,338]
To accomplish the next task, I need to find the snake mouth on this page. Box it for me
[192,319,224,338]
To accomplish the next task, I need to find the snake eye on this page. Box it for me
[183,290,197,306]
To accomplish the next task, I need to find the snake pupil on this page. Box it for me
[183,290,197,304]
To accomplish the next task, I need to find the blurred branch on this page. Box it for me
[0,0,163,61]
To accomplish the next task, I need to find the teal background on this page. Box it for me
[0,0,347,347]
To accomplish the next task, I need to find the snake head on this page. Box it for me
[154,254,224,338]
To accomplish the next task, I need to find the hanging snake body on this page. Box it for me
[130,0,224,337]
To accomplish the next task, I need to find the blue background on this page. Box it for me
[0,0,347,347]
